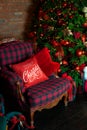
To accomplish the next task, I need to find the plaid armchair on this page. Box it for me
[0,41,71,128]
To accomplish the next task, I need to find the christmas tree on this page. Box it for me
[28,0,87,88]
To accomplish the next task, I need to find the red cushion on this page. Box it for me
[35,47,52,65]
[35,47,60,76]
[11,56,48,88]
[41,61,60,76]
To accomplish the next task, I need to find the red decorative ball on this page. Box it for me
[81,34,86,42]
[57,68,61,73]
[56,10,62,16]
[69,14,74,19]
[38,8,43,19]
[76,49,83,57]
[65,40,70,45]
[75,66,80,72]
[60,40,65,45]
[60,40,70,46]
[28,32,35,38]
[83,21,87,28]
[43,13,50,20]
[62,60,68,65]
[51,40,59,47]
[62,2,67,8]
[40,33,44,37]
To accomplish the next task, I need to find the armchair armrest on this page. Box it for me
[0,67,25,103]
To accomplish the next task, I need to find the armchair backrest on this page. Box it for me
[0,41,33,67]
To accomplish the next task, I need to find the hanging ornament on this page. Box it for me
[40,33,44,38]
[60,40,70,46]
[51,40,59,47]
[43,13,50,20]
[79,63,86,72]
[75,66,80,72]
[28,32,35,38]
[57,68,61,73]
[56,10,62,16]
[62,60,68,65]
[81,34,86,42]
[62,2,67,8]
[69,14,74,19]
[76,49,84,57]
[83,21,87,28]
[57,19,66,26]
[65,40,70,46]
[60,40,65,45]
[38,8,44,19]
[82,50,85,55]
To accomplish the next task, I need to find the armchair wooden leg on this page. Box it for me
[64,92,68,106]
[29,110,35,129]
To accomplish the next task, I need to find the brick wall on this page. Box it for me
[0,0,36,40]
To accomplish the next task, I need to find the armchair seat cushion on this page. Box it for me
[25,76,71,108]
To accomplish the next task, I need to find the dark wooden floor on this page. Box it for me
[34,93,87,130]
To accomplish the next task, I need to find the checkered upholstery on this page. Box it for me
[0,67,24,92]
[26,76,71,108]
[0,41,33,66]
[0,41,71,110]
[0,40,33,103]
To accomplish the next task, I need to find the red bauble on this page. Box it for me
[38,8,44,19]
[76,49,83,57]
[60,40,70,46]
[62,60,68,65]
[81,34,86,42]
[79,63,86,71]
[62,2,67,8]
[65,40,70,45]
[51,40,59,47]
[83,21,87,28]
[56,10,62,16]
[43,13,50,20]
[57,68,61,73]
[40,33,44,37]
[60,40,65,45]
[75,66,80,72]
[28,32,35,38]
[69,15,74,19]
[58,19,66,26]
